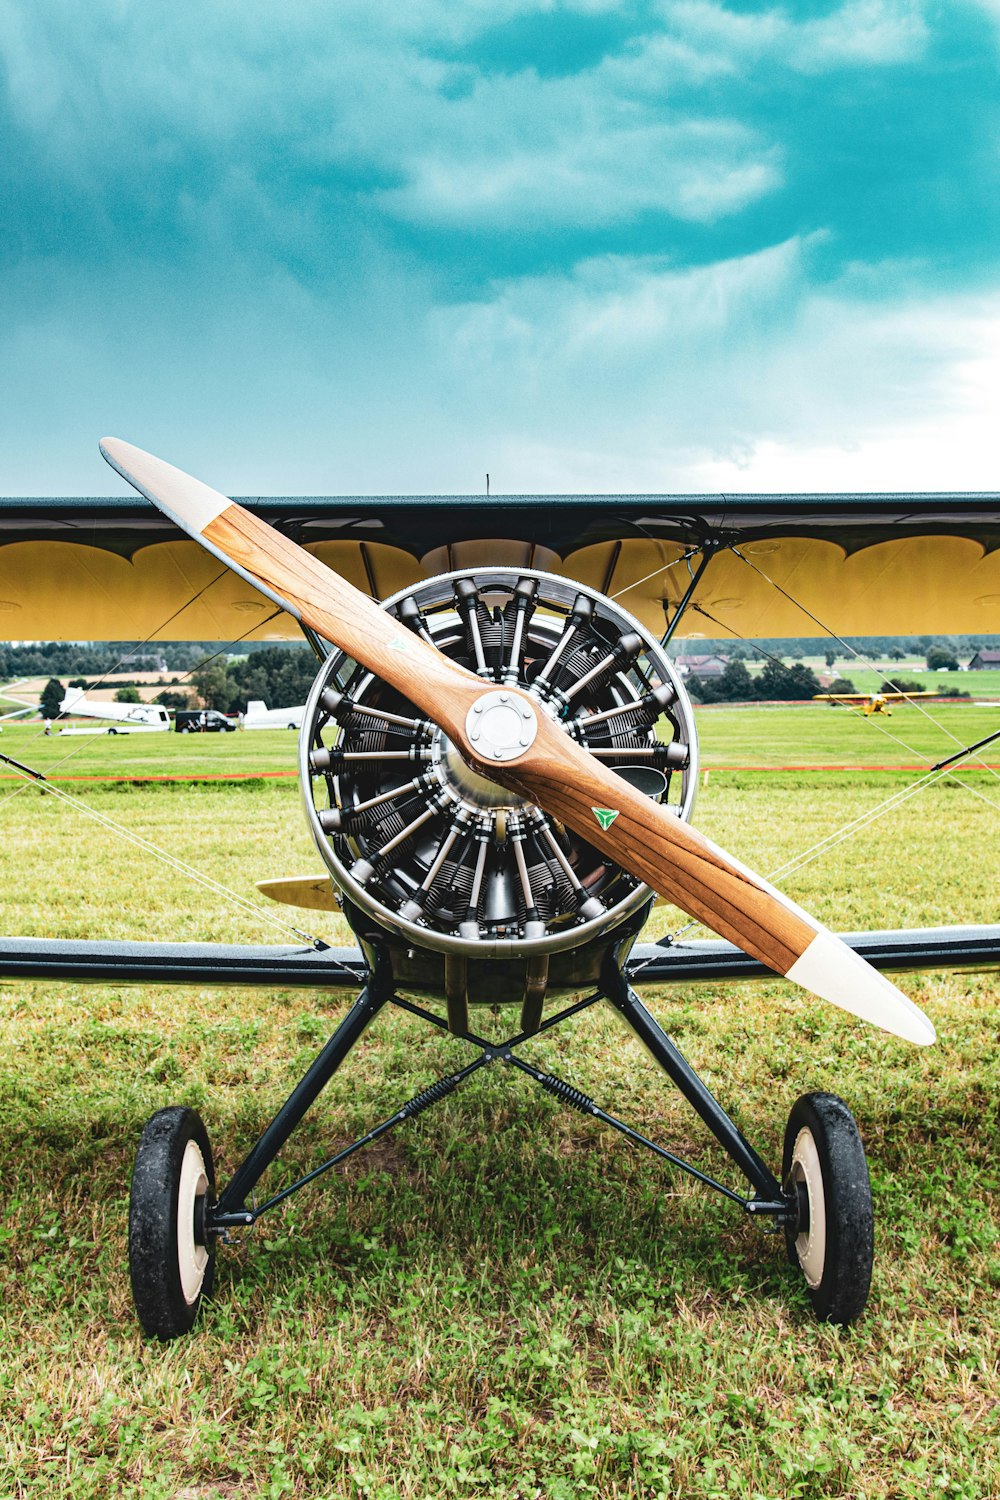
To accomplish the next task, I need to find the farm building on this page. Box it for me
[968,649,1000,669]
[673,653,730,678]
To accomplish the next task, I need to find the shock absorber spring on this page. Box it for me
[402,1072,463,1118]
[538,1073,598,1116]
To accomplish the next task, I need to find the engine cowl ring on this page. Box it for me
[300,567,698,958]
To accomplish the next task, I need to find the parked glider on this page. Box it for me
[57,690,171,733]
[242,697,305,730]
[1,444,998,1340]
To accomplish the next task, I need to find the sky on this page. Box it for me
[2,0,1000,497]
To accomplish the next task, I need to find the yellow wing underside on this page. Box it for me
[2,533,998,640]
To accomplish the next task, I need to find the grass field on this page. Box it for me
[811,667,1000,698]
[726,658,1000,701]
[696,701,1000,773]
[1,710,998,1497]
[3,700,999,779]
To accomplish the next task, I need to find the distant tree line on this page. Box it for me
[190,648,320,713]
[0,639,311,680]
[9,635,991,688]
[687,660,970,705]
[31,646,319,719]
[679,635,996,669]
[0,641,202,677]
[686,659,822,703]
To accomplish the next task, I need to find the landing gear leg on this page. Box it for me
[129,951,394,1339]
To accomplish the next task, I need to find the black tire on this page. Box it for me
[129,1106,216,1340]
[782,1093,874,1325]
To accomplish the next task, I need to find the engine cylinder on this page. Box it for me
[300,568,698,960]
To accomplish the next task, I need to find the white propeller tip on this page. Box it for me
[787,931,936,1046]
[100,437,230,536]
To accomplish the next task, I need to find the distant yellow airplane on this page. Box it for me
[814,690,938,717]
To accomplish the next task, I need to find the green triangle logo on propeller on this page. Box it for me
[591,807,620,830]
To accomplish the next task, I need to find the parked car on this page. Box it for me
[174,709,237,733]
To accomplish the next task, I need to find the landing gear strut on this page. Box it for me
[127,950,874,1338]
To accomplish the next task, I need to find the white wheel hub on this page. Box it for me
[177,1139,210,1304]
[789,1127,827,1289]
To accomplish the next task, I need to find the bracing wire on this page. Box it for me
[608,547,700,603]
[819,698,1000,815]
[689,599,1000,816]
[645,554,1000,954]
[11,566,231,755]
[646,740,992,958]
[0,752,353,961]
[0,578,351,966]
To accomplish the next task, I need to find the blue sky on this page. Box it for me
[2,0,999,495]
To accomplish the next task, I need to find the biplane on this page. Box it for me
[813,690,939,717]
[1,442,998,1341]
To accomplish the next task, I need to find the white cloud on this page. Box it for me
[427,247,1000,494]
[4,1,923,253]
[688,295,1000,491]
[0,1,783,240]
[660,0,928,74]
[381,117,780,229]
[432,237,812,372]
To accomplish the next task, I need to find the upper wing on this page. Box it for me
[1,489,998,641]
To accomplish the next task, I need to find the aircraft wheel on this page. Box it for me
[129,1106,216,1340]
[782,1093,873,1325]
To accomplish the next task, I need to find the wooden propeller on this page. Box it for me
[100,437,935,1046]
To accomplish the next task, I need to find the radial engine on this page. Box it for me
[300,568,698,1025]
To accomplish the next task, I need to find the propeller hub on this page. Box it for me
[425,690,540,811]
[465,689,538,764]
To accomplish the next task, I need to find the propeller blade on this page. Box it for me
[101,437,935,1046]
[256,875,339,912]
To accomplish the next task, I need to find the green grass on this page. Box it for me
[737,659,1000,700]
[2,700,998,782]
[0,722,302,783]
[696,701,1000,771]
[811,667,1000,698]
[0,713,998,1497]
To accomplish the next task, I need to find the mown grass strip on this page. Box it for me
[0,714,997,1497]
